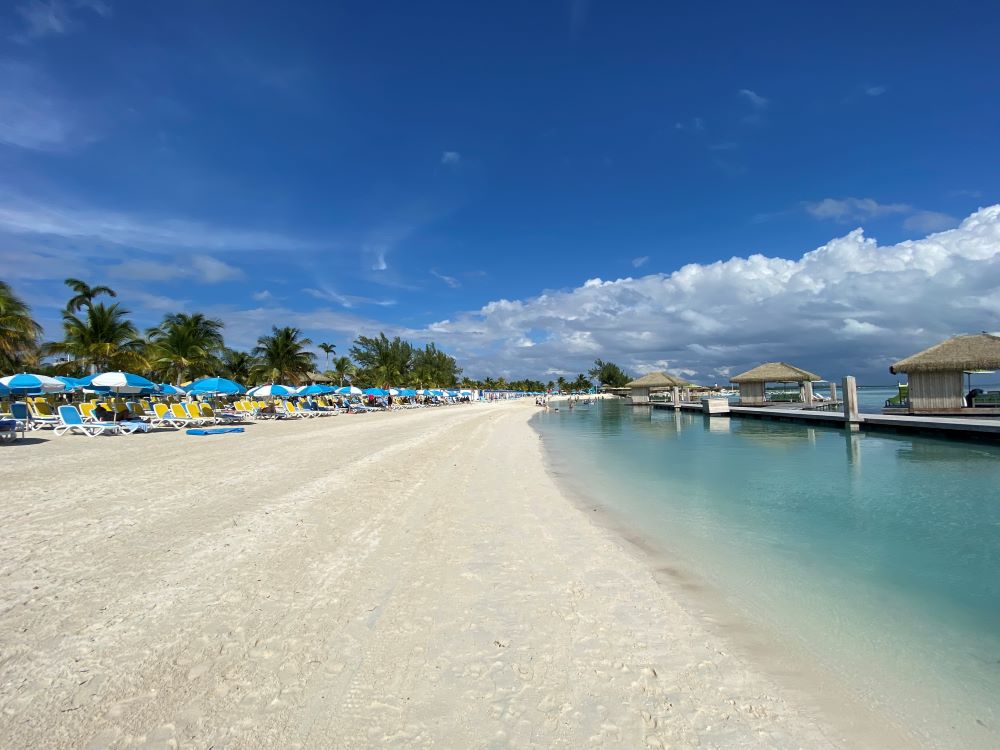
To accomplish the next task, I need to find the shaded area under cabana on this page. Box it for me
[625,371,690,404]
[730,362,822,407]
[889,333,1000,415]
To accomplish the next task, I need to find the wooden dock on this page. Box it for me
[646,401,1000,442]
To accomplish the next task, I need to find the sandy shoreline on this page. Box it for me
[1,401,911,748]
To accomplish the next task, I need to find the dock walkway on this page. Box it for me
[648,401,1000,441]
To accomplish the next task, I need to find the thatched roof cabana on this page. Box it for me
[730,362,821,383]
[730,362,820,406]
[625,371,689,388]
[626,371,691,404]
[890,333,1000,374]
[306,370,335,383]
[888,333,1000,414]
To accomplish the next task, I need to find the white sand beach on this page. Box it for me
[0,401,913,748]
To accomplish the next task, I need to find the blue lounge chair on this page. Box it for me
[54,405,121,437]
[0,418,19,441]
[10,402,36,432]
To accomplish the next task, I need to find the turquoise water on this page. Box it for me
[534,400,1000,749]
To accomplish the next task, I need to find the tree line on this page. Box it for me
[1,278,633,390]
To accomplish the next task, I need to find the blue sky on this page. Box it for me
[2,1,999,383]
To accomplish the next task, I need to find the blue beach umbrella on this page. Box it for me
[363,388,388,397]
[0,373,66,396]
[0,382,10,397]
[187,377,246,396]
[336,385,362,395]
[297,384,334,395]
[54,375,87,391]
[399,388,417,397]
[157,383,187,396]
[247,383,293,398]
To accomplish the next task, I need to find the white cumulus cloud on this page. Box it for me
[412,206,1000,383]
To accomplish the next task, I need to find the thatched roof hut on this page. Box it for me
[625,371,689,388]
[626,371,690,404]
[730,362,821,383]
[306,370,335,383]
[730,362,821,406]
[890,333,1000,374]
[889,333,1000,414]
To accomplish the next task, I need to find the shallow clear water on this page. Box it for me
[534,400,1000,748]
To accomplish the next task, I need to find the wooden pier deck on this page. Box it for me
[646,401,1000,441]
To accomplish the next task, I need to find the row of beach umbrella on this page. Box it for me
[1,372,475,401]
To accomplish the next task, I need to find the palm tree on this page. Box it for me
[146,312,225,384]
[350,333,413,386]
[318,342,336,371]
[329,355,356,386]
[64,278,117,313]
[46,302,147,373]
[556,376,567,393]
[0,280,42,372]
[220,348,257,385]
[411,343,460,387]
[252,326,315,384]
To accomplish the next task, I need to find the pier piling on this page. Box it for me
[842,376,860,431]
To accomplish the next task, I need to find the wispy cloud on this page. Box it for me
[803,197,911,222]
[431,269,460,288]
[738,88,768,109]
[0,193,316,252]
[368,245,388,271]
[865,85,887,97]
[632,256,649,268]
[674,117,704,132]
[190,255,245,282]
[0,61,92,151]
[948,189,983,199]
[252,289,274,302]
[738,88,768,125]
[302,286,396,309]
[441,150,461,166]
[902,210,957,233]
[13,0,110,41]
[107,255,244,283]
[15,0,72,38]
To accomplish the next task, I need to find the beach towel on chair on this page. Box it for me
[185,427,245,436]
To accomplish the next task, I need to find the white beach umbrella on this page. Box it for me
[90,371,157,394]
[247,383,293,398]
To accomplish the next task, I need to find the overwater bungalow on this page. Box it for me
[625,371,688,404]
[889,333,1000,415]
[730,362,821,406]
